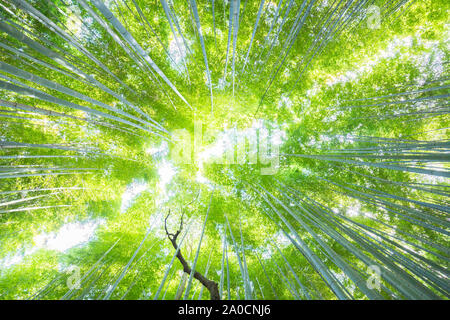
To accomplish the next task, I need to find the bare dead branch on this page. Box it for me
[163,194,219,300]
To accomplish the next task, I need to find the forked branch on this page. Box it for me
[164,209,220,300]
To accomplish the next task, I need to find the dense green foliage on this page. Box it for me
[0,0,448,300]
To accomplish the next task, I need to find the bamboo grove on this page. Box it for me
[0,0,448,300]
